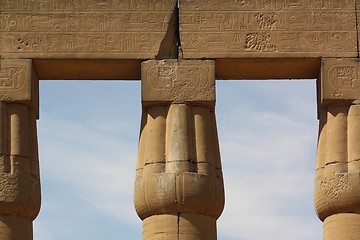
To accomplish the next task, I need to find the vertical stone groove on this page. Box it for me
[0,102,10,174]
[156,2,180,59]
[134,104,224,220]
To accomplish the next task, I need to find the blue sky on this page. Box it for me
[33,78,322,240]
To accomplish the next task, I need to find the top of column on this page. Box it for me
[179,0,358,58]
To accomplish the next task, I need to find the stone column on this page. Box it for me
[315,58,360,239]
[0,59,41,240]
[134,60,224,240]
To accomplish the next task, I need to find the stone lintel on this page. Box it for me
[180,0,357,59]
[141,60,215,107]
[215,58,320,80]
[33,59,142,80]
[0,59,39,117]
[320,58,360,106]
[0,0,177,59]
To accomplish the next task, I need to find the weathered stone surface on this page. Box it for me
[134,104,224,220]
[142,214,217,240]
[0,103,40,218]
[315,104,360,222]
[33,59,141,80]
[320,58,360,105]
[215,58,320,80]
[2,1,359,240]
[356,0,360,57]
[179,213,216,240]
[0,59,32,101]
[0,215,34,240]
[143,214,179,240]
[142,60,215,105]
[323,214,360,240]
[136,60,223,239]
[0,59,39,116]
[0,0,177,59]
[179,0,357,58]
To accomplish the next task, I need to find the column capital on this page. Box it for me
[141,60,215,108]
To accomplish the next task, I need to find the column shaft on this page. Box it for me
[316,58,360,239]
[315,104,360,239]
[0,59,40,240]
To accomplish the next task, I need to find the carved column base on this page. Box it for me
[324,214,360,240]
[0,215,33,240]
[143,213,216,240]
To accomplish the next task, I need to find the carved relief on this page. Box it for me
[328,65,358,91]
[142,60,215,103]
[181,0,353,11]
[180,0,357,57]
[245,33,277,52]
[0,0,175,11]
[320,172,352,199]
[0,0,176,58]
[321,59,360,104]
[0,59,31,101]
[0,67,25,90]
[255,13,276,30]
[0,33,163,53]
[147,63,210,90]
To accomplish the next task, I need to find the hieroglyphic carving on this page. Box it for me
[321,58,360,104]
[0,0,175,12]
[320,172,352,200]
[0,0,176,58]
[245,33,277,52]
[179,0,357,58]
[142,60,215,103]
[0,59,31,101]
[180,0,354,11]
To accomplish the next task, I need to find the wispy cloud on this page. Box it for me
[216,80,322,240]
[34,81,142,239]
[34,80,322,240]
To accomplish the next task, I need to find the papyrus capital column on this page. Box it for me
[134,60,224,240]
[315,58,360,240]
[0,59,40,240]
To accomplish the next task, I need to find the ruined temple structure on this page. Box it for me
[0,0,360,239]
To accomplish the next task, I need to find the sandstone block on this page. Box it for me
[179,213,216,240]
[0,102,40,221]
[0,102,38,158]
[323,214,360,240]
[142,213,217,240]
[0,0,177,59]
[0,59,32,101]
[0,155,40,219]
[0,215,33,240]
[179,0,357,58]
[143,214,179,240]
[33,59,142,81]
[215,58,321,80]
[0,59,39,118]
[321,58,360,105]
[141,60,215,106]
